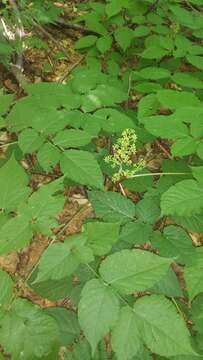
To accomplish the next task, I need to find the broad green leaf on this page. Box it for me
[18,128,44,154]
[143,115,188,140]
[141,46,168,59]
[0,270,14,306]
[0,299,59,360]
[134,26,150,37]
[75,35,98,49]
[138,67,170,80]
[119,221,153,244]
[149,267,182,297]
[134,82,162,93]
[71,69,98,94]
[88,191,135,224]
[78,279,119,354]
[53,129,92,148]
[0,93,13,115]
[97,35,113,53]
[82,85,127,112]
[191,166,203,184]
[197,141,203,160]
[174,214,203,233]
[85,221,120,255]
[99,249,171,294]
[0,155,29,211]
[133,295,196,357]
[112,306,141,360]
[61,150,104,190]
[184,248,203,301]
[45,308,80,346]
[114,27,134,51]
[171,137,198,157]
[186,55,203,70]
[161,180,203,216]
[135,195,161,224]
[95,108,135,134]
[37,143,61,171]
[172,72,203,89]
[0,213,32,255]
[105,0,127,18]
[33,234,93,283]
[152,225,196,265]
[157,90,200,109]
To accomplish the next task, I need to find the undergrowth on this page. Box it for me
[0,0,203,359]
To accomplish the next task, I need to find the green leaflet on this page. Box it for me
[99,249,171,294]
[133,295,196,357]
[88,190,135,223]
[184,248,203,301]
[161,180,203,216]
[85,221,120,255]
[0,155,29,211]
[61,150,104,190]
[78,279,120,354]
[111,306,141,360]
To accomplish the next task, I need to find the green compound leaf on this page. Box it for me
[88,191,135,224]
[0,299,59,360]
[99,249,171,294]
[133,295,196,357]
[161,180,203,216]
[61,150,104,190]
[78,279,120,354]
[0,155,30,211]
[111,306,141,360]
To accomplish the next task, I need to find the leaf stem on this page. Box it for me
[129,172,189,179]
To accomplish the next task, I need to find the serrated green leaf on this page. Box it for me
[88,191,135,224]
[119,221,153,244]
[0,213,32,255]
[139,67,170,80]
[0,94,13,115]
[161,180,203,216]
[86,221,120,255]
[0,155,29,211]
[97,35,112,53]
[53,129,92,148]
[0,299,59,360]
[78,279,119,354]
[172,72,203,89]
[75,35,98,49]
[152,225,196,265]
[114,27,134,51]
[157,90,200,109]
[112,306,141,360]
[99,249,171,294]
[171,137,198,157]
[37,142,61,171]
[33,234,93,283]
[141,46,169,59]
[143,115,188,140]
[186,55,203,70]
[149,267,182,297]
[61,150,103,190]
[133,295,196,357]
[18,128,44,154]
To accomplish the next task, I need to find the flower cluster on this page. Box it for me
[105,129,145,182]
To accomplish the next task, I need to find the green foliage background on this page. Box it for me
[1,0,203,359]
